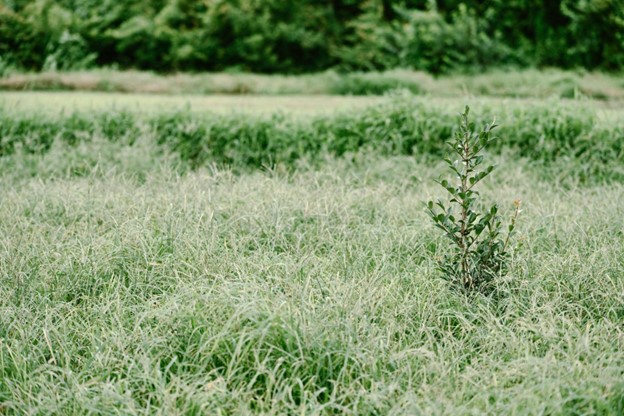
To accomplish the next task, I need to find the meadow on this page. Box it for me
[1,91,623,414]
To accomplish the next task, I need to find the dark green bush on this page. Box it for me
[399,6,524,74]
[0,8,46,70]
[0,0,622,73]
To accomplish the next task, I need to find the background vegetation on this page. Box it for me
[1,0,623,74]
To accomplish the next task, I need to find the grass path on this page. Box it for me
[3,92,621,121]
[0,92,384,115]
[2,69,624,100]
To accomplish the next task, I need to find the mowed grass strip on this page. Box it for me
[0,92,384,116]
[1,138,623,414]
[2,69,624,101]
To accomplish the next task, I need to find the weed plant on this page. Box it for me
[427,107,520,293]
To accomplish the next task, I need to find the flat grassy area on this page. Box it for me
[1,95,623,414]
[2,68,624,100]
[1,92,621,123]
[0,92,384,115]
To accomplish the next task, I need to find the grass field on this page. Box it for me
[1,92,623,414]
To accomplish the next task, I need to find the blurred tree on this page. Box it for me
[0,0,622,73]
[562,0,624,70]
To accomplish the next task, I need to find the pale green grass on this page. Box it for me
[1,134,623,414]
[2,68,624,100]
[0,92,384,116]
[1,92,621,123]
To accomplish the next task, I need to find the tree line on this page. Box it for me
[1,0,622,74]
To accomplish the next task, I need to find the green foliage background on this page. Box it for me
[1,0,623,74]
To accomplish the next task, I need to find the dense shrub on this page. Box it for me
[0,0,622,73]
[0,7,46,70]
[399,6,524,74]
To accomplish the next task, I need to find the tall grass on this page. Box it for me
[1,96,623,183]
[1,142,623,413]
